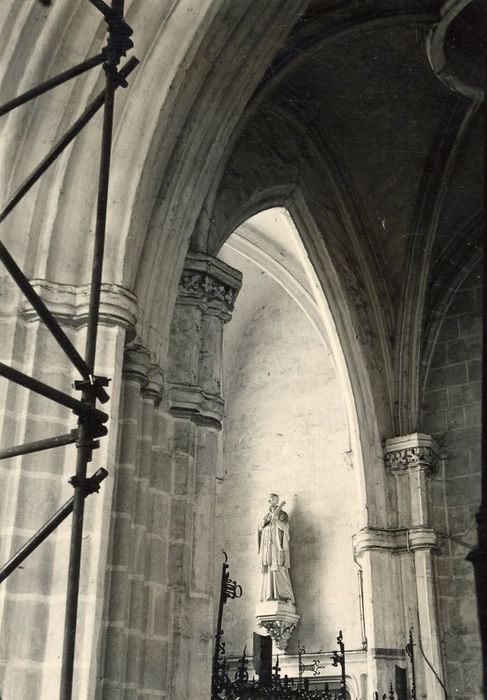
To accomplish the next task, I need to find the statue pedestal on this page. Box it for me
[255,600,300,652]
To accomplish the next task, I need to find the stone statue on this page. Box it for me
[257,493,295,604]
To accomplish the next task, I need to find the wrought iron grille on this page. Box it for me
[212,555,350,700]
[212,556,419,700]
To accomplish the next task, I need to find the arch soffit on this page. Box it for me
[1,0,223,274]
[286,195,393,527]
[204,104,395,430]
[211,190,394,528]
[225,220,332,353]
[134,2,450,322]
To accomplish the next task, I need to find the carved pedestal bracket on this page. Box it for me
[255,600,300,652]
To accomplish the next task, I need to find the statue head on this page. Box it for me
[268,493,279,509]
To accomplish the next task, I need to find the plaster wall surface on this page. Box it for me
[216,243,362,659]
[421,261,482,700]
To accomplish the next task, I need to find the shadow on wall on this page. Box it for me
[287,495,326,654]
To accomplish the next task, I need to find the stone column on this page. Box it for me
[384,433,445,700]
[352,528,409,693]
[0,280,136,700]
[97,344,171,700]
[166,252,242,699]
[353,434,444,699]
[97,344,170,700]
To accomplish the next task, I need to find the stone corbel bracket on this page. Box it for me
[255,600,300,652]
[383,432,440,475]
[257,618,298,652]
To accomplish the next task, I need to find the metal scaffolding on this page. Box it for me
[0,1,138,698]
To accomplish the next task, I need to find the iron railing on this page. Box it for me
[211,555,419,700]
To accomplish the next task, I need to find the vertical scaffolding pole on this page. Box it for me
[59,2,126,697]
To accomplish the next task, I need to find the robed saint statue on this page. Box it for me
[257,493,295,604]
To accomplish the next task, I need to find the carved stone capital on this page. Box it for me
[177,252,242,321]
[255,601,300,652]
[384,433,439,475]
[21,279,137,337]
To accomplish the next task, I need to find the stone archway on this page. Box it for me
[0,1,482,697]
[215,207,367,685]
[204,202,448,697]
[0,2,308,698]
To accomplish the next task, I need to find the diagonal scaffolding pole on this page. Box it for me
[0,52,106,117]
[0,362,109,421]
[0,56,138,227]
[0,238,108,403]
[0,431,79,460]
[0,57,137,404]
[0,469,108,583]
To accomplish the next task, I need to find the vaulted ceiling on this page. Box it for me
[243,0,483,312]
[203,0,483,434]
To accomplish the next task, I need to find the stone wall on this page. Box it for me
[421,261,482,699]
[216,247,363,658]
